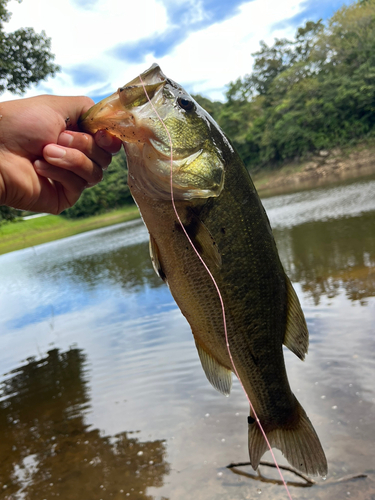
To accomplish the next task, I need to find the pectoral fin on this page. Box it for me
[195,341,232,396]
[283,277,309,360]
[149,234,166,282]
[185,214,222,270]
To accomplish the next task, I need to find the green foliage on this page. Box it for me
[0,0,10,26]
[62,147,134,219]
[0,205,19,224]
[0,0,59,94]
[3,0,375,222]
[210,0,375,170]
[192,94,223,122]
[234,21,323,100]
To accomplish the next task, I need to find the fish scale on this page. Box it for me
[193,163,293,420]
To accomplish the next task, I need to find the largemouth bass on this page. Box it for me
[79,64,327,476]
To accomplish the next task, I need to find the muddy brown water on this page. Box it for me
[0,174,374,500]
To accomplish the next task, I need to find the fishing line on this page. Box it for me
[139,75,293,500]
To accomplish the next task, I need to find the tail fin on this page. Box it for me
[248,402,327,477]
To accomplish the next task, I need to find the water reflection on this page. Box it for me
[0,177,375,499]
[2,220,168,333]
[46,227,162,293]
[263,174,375,229]
[0,348,169,499]
[274,212,375,305]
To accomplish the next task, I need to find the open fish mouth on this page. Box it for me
[79,64,167,139]
[79,64,226,201]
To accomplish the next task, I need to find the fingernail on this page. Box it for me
[58,132,74,147]
[44,144,66,159]
[95,130,113,147]
[34,159,49,170]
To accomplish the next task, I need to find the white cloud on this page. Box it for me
[6,0,168,59]
[154,0,304,100]
[2,0,315,102]
[3,0,168,98]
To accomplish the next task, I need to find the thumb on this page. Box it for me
[45,95,96,130]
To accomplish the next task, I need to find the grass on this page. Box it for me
[3,139,375,256]
[0,205,140,256]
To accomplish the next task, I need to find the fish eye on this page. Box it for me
[177,96,195,112]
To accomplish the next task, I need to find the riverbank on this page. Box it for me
[253,140,375,197]
[0,205,140,255]
[1,141,374,255]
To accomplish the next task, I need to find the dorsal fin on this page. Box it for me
[283,277,309,360]
[149,234,167,282]
[195,341,232,396]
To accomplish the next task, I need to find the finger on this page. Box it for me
[34,159,87,213]
[94,130,122,154]
[45,95,95,129]
[42,143,104,186]
[57,131,113,169]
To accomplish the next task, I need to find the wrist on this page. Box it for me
[0,169,5,206]
[0,104,7,206]
[0,100,16,151]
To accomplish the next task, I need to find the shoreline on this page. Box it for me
[0,206,140,256]
[1,142,374,256]
[253,141,375,197]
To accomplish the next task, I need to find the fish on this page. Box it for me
[79,63,328,476]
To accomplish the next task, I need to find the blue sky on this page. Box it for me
[3,0,351,103]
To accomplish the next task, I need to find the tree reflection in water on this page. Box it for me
[274,211,375,305]
[0,348,169,500]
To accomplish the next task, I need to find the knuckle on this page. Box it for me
[95,167,104,183]
[102,152,112,168]
[74,150,89,169]
[88,165,103,186]
[93,153,111,171]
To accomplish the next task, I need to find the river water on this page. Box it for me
[0,175,374,500]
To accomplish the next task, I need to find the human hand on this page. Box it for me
[0,95,122,214]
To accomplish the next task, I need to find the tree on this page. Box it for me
[0,0,59,94]
[231,20,323,101]
[0,205,18,223]
[192,94,223,122]
[212,0,375,170]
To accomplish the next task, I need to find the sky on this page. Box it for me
[2,0,351,103]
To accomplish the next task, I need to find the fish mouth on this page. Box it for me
[79,63,166,141]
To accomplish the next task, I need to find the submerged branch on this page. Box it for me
[227,461,367,488]
[227,460,314,488]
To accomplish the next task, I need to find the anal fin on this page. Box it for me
[195,341,232,396]
[283,277,309,360]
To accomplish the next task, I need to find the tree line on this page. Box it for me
[61,0,375,218]
[194,0,375,171]
[1,0,374,222]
